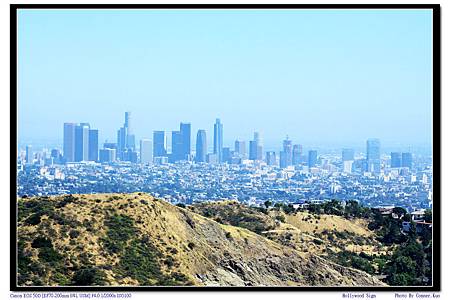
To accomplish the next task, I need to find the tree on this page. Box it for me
[264,200,272,209]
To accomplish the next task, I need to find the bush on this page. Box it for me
[72,267,105,286]
[187,242,195,250]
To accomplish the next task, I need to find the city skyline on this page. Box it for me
[18,9,432,147]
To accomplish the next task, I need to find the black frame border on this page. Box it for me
[10,3,441,292]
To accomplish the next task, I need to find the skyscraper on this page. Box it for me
[254,132,263,160]
[292,144,302,165]
[25,145,33,164]
[391,152,402,168]
[88,129,99,162]
[75,124,89,162]
[63,123,77,162]
[222,147,231,163]
[213,118,223,162]
[366,138,381,173]
[281,136,293,167]
[234,140,246,158]
[279,151,288,168]
[249,140,258,160]
[308,150,318,168]
[195,130,207,163]
[117,111,135,160]
[171,131,183,162]
[153,131,166,158]
[140,139,153,164]
[180,122,191,160]
[402,152,413,169]
[266,151,276,166]
[125,112,135,150]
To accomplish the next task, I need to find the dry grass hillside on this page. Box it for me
[17,193,386,287]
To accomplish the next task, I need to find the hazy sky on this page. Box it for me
[18,9,433,148]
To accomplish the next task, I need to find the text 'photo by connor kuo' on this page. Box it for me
[12,4,439,291]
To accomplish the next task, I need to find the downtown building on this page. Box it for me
[64,122,99,163]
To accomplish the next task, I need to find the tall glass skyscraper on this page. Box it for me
[140,139,153,164]
[366,138,381,173]
[281,136,293,167]
[234,140,246,158]
[180,122,191,160]
[391,152,402,168]
[63,123,77,162]
[171,131,183,162]
[88,129,99,162]
[117,111,135,160]
[249,140,257,160]
[153,131,166,157]
[292,144,302,165]
[402,152,413,168]
[75,124,89,162]
[213,118,223,162]
[308,150,318,168]
[195,130,207,163]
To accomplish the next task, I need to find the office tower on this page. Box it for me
[282,136,293,166]
[253,132,263,160]
[88,129,99,162]
[180,123,191,160]
[292,144,302,165]
[171,131,183,162]
[222,147,231,163]
[195,130,207,163]
[266,151,276,166]
[234,140,246,158]
[366,138,381,173]
[280,151,288,168]
[257,144,263,160]
[249,140,258,160]
[99,148,116,163]
[401,152,413,169]
[75,124,89,162]
[63,123,77,162]
[391,152,402,168]
[117,112,135,160]
[140,139,153,164]
[308,150,318,168]
[213,118,223,162]
[117,127,127,159]
[153,131,166,158]
[342,148,355,161]
[25,145,33,164]
[125,112,135,150]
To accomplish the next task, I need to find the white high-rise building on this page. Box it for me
[140,139,153,164]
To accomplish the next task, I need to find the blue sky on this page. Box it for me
[18,9,433,149]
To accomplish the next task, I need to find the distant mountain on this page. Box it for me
[17,193,385,287]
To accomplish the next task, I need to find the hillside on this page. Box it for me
[17,193,386,287]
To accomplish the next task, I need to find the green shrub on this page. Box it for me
[72,267,105,286]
